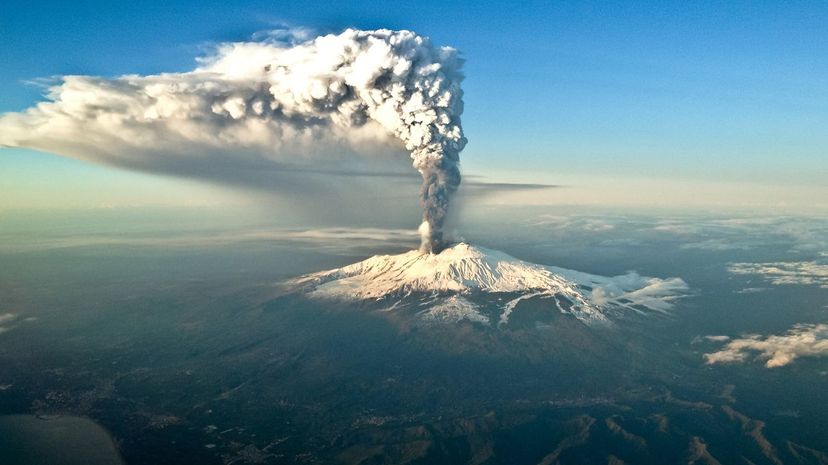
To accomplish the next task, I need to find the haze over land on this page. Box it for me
[1,207,827,464]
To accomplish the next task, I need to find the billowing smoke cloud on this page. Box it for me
[0,28,466,253]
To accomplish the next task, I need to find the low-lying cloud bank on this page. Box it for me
[0,313,21,335]
[0,227,423,253]
[0,313,37,334]
[655,216,828,253]
[704,324,828,368]
[728,261,828,288]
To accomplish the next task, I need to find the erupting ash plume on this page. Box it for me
[0,28,466,253]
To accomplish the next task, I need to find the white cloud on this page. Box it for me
[728,261,828,288]
[704,324,828,368]
[525,214,617,233]
[654,216,828,253]
[735,287,767,294]
[0,313,17,335]
[680,239,750,251]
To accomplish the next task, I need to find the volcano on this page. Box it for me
[289,243,688,325]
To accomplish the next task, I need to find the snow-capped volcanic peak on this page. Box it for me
[290,243,688,324]
[302,243,581,297]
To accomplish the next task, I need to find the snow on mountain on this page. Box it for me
[289,243,688,325]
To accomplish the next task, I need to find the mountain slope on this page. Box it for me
[290,243,688,325]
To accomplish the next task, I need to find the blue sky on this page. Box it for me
[1,0,826,211]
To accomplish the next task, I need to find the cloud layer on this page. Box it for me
[704,324,828,368]
[728,261,828,288]
[0,313,19,335]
